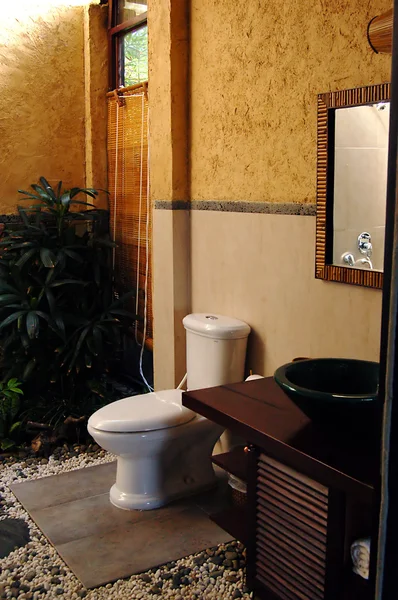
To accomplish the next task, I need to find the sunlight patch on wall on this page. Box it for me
[3,0,95,15]
[0,1,89,211]
[1,1,98,44]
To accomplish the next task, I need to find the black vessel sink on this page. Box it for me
[274,358,379,423]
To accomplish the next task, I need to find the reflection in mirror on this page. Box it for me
[333,102,389,272]
[316,83,390,289]
[116,1,147,25]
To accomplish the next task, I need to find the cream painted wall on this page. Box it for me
[0,1,107,213]
[190,212,382,377]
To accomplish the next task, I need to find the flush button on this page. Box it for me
[205,315,218,320]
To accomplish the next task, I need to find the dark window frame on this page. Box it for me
[108,0,148,90]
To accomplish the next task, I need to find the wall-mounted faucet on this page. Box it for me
[356,232,373,269]
[340,232,373,269]
[342,252,355,266]
[357,232,372,257]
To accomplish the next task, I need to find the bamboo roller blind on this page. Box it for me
[107,85,153,349]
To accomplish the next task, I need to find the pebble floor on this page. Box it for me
[0,447,253,599]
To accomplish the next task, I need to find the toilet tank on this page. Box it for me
[183,314,251,391]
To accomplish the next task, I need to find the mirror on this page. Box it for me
[316,83,390,289]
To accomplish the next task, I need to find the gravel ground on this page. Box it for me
[0,446,252,599]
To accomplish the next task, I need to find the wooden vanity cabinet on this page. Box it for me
[246,449,347,600]
[183,377,376,600]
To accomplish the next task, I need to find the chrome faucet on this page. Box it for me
[342,252,355,266]
[340,232,373,269]
[356,232,373,269]
[356,256,373,269]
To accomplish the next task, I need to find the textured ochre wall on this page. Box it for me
[0,1,107,214]
[151,0,391,389]
[190,0,392,203]
[84,3,109,208]
[149,1,192,388]
[149,0,189,202]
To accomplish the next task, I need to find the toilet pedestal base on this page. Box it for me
[108,419,223,510]
[109,478,216,511]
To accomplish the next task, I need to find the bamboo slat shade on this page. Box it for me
[107,85,153,348]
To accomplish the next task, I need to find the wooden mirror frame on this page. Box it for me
[316,83,390,289]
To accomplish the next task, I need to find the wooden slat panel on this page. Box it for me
[257,545,325,589]
[257,505,326,562]
[259,455,329,497]
[107,85,152,346]
[256,561,323,600]
[258,465,328,509]
[257,573,299,600]
[257,487,327,534]
[257,505,327,553]
[257,526,326,577]
[257,479,328,524]
[257,550,324,597]
[255,454,328,600]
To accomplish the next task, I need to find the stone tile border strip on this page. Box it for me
[1,202,316,219]
[154,200,316,216]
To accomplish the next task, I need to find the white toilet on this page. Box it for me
[87,313,251,510]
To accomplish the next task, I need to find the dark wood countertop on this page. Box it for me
[183,377,378,501]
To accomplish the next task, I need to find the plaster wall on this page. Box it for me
[149,1,191,388]
[0,1,107,213]
[190,0,391,203]
[151,0,391,389]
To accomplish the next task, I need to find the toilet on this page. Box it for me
[87,313,251,510]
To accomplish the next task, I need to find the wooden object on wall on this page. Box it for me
[107,83,153,348]
[316,83,390,290]
[368,9,393,54]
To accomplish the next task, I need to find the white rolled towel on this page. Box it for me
[245,374,264,381]
[351,538,370,580]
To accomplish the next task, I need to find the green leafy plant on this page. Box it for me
[0,177,136,424]
[0,378,23,450]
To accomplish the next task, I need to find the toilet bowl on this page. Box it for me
[88,389,223,510]
[88,313,251,511]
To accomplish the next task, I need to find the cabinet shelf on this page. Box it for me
[212,446,248,482]
[210,505,248,545]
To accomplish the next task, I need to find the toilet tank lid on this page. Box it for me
[88,389,196,433]
[183,313,251,340]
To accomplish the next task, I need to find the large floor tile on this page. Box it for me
[57,504,232,588]
[10,462,116,511]
[10,462,233,588]
[29,493,189,546]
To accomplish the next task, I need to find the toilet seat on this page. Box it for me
[88,389,196,433]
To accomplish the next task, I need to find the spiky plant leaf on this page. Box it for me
[40,248,56,268]
[26,311,39,339]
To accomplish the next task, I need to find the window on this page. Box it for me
[108,0,148,89]
[121,23,148,87]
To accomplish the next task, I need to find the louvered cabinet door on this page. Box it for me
[248,453,345,600]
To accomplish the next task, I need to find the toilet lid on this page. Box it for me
[88,389,196,433]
